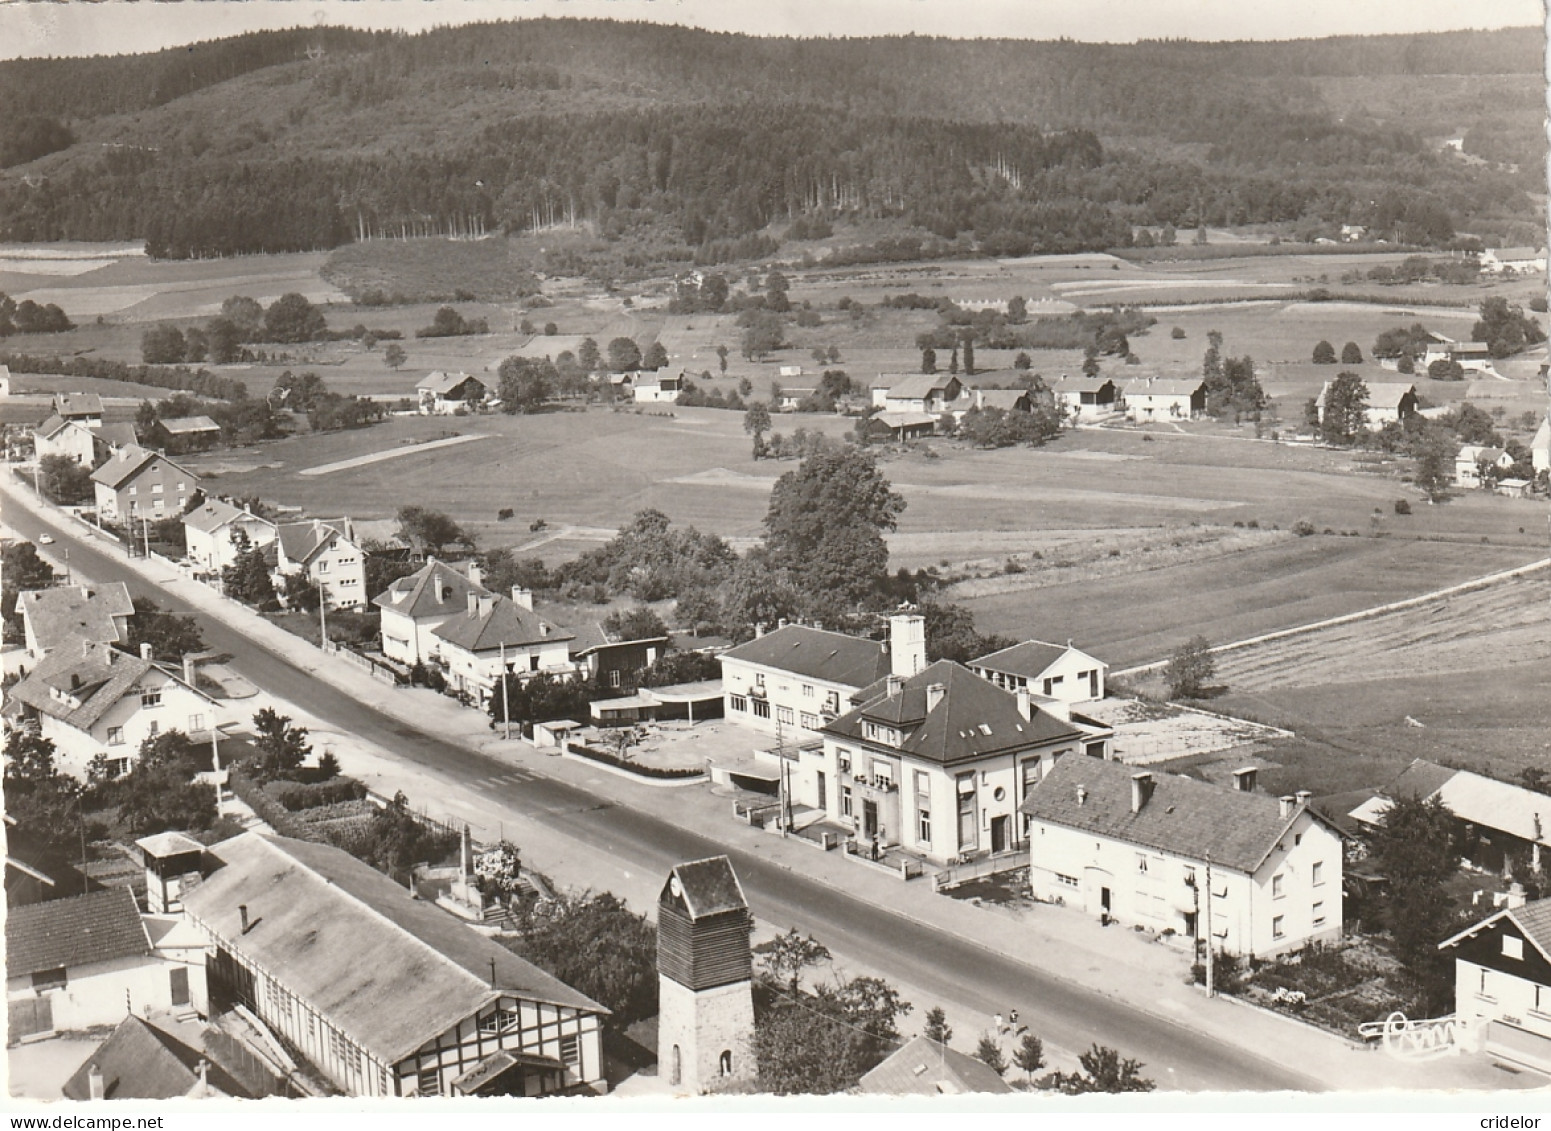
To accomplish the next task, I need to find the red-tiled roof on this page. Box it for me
[5,887,149,977]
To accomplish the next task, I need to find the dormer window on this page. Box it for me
[140,688,162,709]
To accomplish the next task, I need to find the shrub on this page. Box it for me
[1171,327,1186,340]
[1394,499,1412,515]
[267,777,368,812]
[1292,518,1316,536]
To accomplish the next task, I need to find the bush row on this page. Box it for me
[570,743,703,780]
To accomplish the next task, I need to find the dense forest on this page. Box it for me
[0,21,1539,260]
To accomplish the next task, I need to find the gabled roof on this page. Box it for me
[971,639,1103,681]
[1488,247,1545,261]
[431,594,574,653]
[1440,899,1551,964]
[719,624,893,689]
[882,373,958,401]
[5,887,150,977]
[181,834,605,1066]
[1457,445,1508,464]
[858,1035,1013,1095]
[826,660,1082,765]
[1020,756,1322,874]
[183,498,276,536]
[1125,377,1205,396]
[54,392,103,418]
[1532,417,1550,453]
[665,856,747,919]
[276,519,353,567]
[93,422,140,450]
[90,445,197,490]
[16,583,134,653]
[1376,759,1551,848]
[3,643,179,731]
[976,389,1031,411]
[157,415,220,435]
[1050,375,1115,395]
[417,371,484,396]
[373,558,491,619]
[566,621,669,658]
[1316,381,1415,411]
[33,414,74,440]
[62,1014,266,1101]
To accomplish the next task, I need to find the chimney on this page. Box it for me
[886,675,904,698]
[1278,795,1295,819]
[477,594,494,619]
[467,561,482,587]
[924,683,946,713]
[1077,785,1088,806]
[183,654,197,687]
[195,1059,209,1095]
[467,592,479,617]
[1131,772,1154,814]
[1507,882,1528,910]
[889,614,927,679]
[777,617,788,630]
[70,672,82,690]
[238,904,250,934]
[539,622,549,636]
[1295,790,1312,810]
[754,623,766,639]
[140,642,153,661]
[88,1063,105,1101]
[1232,767,1258,793]
[1016,686,1032,721]
[512,586,533,611]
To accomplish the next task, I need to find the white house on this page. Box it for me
[719,619,906,742]
[633,372,685,404]
[1314,380,1417,431]
[1455,445,1515,488]
[90,445,201,523]
[274,518,367,611]
[2,641,222,780]
[877,373,969,417]
[15,582,134,661]
[1439,895,1551,1075]
[968,639,1107,704]
[373,558,493,667]
[1021,758,1343,958]
[32,416,97,467]
[181,832,608,1097]
[416,372,487,415]
[812,659,1113,863]
[1049,376,1118,421]
[1531,417,1549,474]
[1480,247,1547,275]
[6,888,197,1042]
[775,387,816,411]
[183,498,279,574]
[431,590,576,706]
[1122,377,1206,422]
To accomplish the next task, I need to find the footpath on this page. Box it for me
[3,480,1532,1095]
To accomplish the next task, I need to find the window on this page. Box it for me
[608,670,622,689]
[177,482,186,493]
[107,726,125,746]
[803,684,814,698]
[1272,874,1285,899]
[188,714,204,732]
[915,769,930,796]
[151,483,163,494]
[918,809,931,844]
[800,713,820,730]
[147,721,159,737]
[108,757,130,778]
[1055,873,1080,889]
[1294,833,1303,846]
[140,688,162,708]
[1272,915,1285,940]
[755,672,765,688]
[730,695,748,713]
[1503,936,1525,960]
[481,1008,519,1034]
[129,486,137,496]
[751,699,770,720]
[417,1068,441,1096]
[1020,759,1043,799]
[32,967,67,992]
[1084,741,1106,759]
[379,1066,391,1096]
[560,1034,582,1068]
[718,1049,733,1076]
[1311,861,1324,887]
[318,560,329,572]
[1479,967,1489,996]
[841,787,853,818]
[1136,854,1149,874]
[776,706,794,726]
[1183,867,1197,888]
[1312,902,1326,927]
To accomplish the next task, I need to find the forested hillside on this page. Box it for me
[0,21,1539,261]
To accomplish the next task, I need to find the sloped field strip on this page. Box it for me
[297,433,488,476]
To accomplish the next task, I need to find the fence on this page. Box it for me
[323,640,403,686]
[931,849,1026,892]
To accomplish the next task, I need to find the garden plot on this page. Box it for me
[1082,697,1290,765]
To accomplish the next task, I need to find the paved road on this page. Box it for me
[7,502,1319,1092]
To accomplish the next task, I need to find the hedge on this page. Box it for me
[570,743,702,780]
[267,777,368,812]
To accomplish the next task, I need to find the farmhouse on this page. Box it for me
[1350,759,1551,875]
[1455,445,1514,489]
[876,373,967,416]
[858,1035,1012,1095]
[1531,417,1549,474]
[180,832,608,1097]
[2,641,222,780]
[6,888,198,1042]
[968,639,1107,704]
[183,498,278,574]
[417,371,487,415]
[1480,247,1547,275]
[774,387,816,411]
[633,371,685,404]
[1314,380,1417,431]
[15,581,134,661]
[813,659,1113,864]
[432,591,576,706]
[374,558,494,666]
[274,518,367,611]
[870,411,938,441]
[151,416,221,455]
[974,388,1033,414]
[1439,894,1551,1075]
[1023,759,1343,957]
[720,618,911,741]
[1049,375,1117,421]
[90,445,201,523]
[33,416,97,466]
[1122,377,1206,421]
[53,392,104,425]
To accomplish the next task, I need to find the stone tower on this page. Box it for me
[657,856,755,1094]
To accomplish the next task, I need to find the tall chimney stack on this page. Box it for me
[1130,772,1154,814]
[1278,796,1295,819]
[140,642,153,661]
[238,904,250,934]
[467,592,479,617]
[466,561,483,588]
[1016,686,1032,721]
[512,586,533,611]
[183,654,198,687]
[889,614,927,679]
[924,683,946,713]
[88,1064,105,1101]
[1294,790,1312,809]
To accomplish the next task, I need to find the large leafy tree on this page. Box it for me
[221,530,277,607]
[1046,1045,1155,1093]
[261,292,327,343]
[396,505,469,555]
[2,540,56,639]
[606,336,642,371]
[503,892,658,1026]
[3,729,85,856]
[496,355,554,414]
[250,707,311,781]
[37,454,93,505]
[1473,296,1546,358]
[1164,636,1216,698]
[1367,794,1466,1013]
[1320,371,1369,445]
[763,447,905,610]
[754,974,911,1094]
[113,730,217,835]
[1413,431,1456,504]
[124,596,206,661]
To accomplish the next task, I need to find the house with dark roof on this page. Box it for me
[181,832,608,1097]
[90,444,201,522]
[2,641,221,780]
[1123,376,1207,421]
[1314,380,1417,432]
[431,589,576,706]
[857,1034,1012,1095]
[1049,375,1118,421]
[33,414,140,468]
[273,518,366,611]
[969,638,1107,705]
[373,558,494,666]
[416,371,487,415]
[719,617,916,741]
[15,581,134,660]
[974,388,1034,414]
[1455,444,1516,489]
[566,619,670,693]
[52,392,103,424]
[1480,247,1546,275]
[5,888,192,1041]
[1021,758,1343,957]
[63,1011,289,1100]
[633,370,685,404]
[1440,894,1551,1075]
[877,373,970,419]
[151,415,221,455]
[182,498,279,574]
[813,655,1113,865]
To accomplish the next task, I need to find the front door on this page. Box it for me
[863,799,878,838]
[816,771,826,811]
[1101,887,1112,913]
[170,965,190,1007]
[990,815,1010,854]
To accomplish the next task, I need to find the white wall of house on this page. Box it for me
[973,651,1105,704]
[96,460,197,523]
[378,607,428,666]
[721,658,852,740]
[34,424,96,467]
[6,954,187,1032]
[289,537,368,611]
[43,670,217,780]
[186,518,277,573]
[1125,393,1194,422]
[1454,959,1551,1071]
[1025,807,1342,957]
[634,383,679,404]
[442,638,575,704]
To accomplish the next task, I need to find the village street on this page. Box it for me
[3,479,1535,1096]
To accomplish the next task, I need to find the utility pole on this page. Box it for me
[500,642,511,741]
[776,708,789,837]
[1203,853,1215,998]
[63,547,70,585]
[317,579,327,647]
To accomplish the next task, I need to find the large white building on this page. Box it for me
[274,518,367,611]
[432,590,576,706]
[1021,758,1343,958]
[373,558,493,666]
[183,498,279,574]
[968,639,1107,704]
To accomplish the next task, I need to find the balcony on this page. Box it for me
[748,685,767,700]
